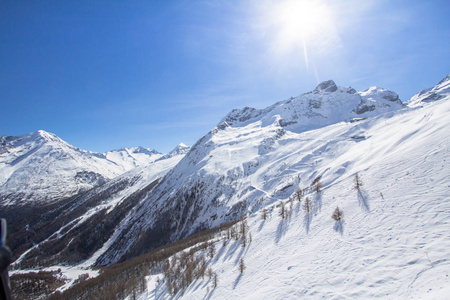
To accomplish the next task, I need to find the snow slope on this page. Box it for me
[139,81,450,299]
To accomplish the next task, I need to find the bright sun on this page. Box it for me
[273,0,332,43]
[260,0,338,68]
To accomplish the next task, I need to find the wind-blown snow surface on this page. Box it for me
[139,94,449,298]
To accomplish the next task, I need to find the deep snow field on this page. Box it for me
[138,97,450,299]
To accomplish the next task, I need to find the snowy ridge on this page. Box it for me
[104,146,163,171]
[407,74,450,107]
[156,143,191,161]
[221,80,404,135]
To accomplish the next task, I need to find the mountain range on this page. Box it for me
[1,74,449,299]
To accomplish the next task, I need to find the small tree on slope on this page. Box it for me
[279,201,287,219]
[311,176,323,193]
[354,173,363,191]
[303,197,313,214]
[295,188,303,202]
[261,207,268,220]
[239,258,246,274]
[331,206,343,222]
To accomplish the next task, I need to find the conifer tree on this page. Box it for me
[295,187,303,202]
[212,272,218,289]
[311,176,323,193]
[332,206,343,222]
[279,201,287,219]
[208,242,216,259]
[239,258,246,274]
[354,173,363,191]
[303,197,313,214]
[261,207,268,220]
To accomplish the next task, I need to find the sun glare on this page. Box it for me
[274,0,331,44]
[260,0,338,69]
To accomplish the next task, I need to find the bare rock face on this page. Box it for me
[313,80,338,93]
[356,86,404,116]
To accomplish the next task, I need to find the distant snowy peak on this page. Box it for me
[169,143,190,156]
[407,74,450,107]
[0,130,166,206]
[110,146,161,156]
[313,79,339,93]
[157,143,191,161]
[0,131,117,205]
[221,80,403,133]
[0,130,77,163]
[1,130,72,154]
[356,86,403,114]
[104,146,164,170]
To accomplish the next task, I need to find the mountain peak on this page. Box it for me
[5,130,69,149]
[407,74,450,107]
[438,74,450,85]
[35,130,62,143]
[153,143,191,162]
[358,86,401,103]
[168,143,190,156]
[314,80,338,93]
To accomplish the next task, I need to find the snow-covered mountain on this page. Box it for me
[5,75,450,299]
[149,87,450,299]
[104,147,163,171]
[2,139,190,269]
[0,130,191,269]
[10,147,188,269]
[94,80,409,265]
[221,80,403,133]
[0,131,168,206]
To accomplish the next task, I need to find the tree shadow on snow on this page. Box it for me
[216,241,227,261]
[313,192,322,214]
[258,219,266,232]
[222,239,242,262]
[203,286,215,300]
[153,282,168,300]
[275,219,289,244]
[333,220,344,235]
[303,213,312,234]
[233,245,247,265]
[233,273,243,289]
[357,189,370,212]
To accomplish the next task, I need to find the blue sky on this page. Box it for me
[1,0,449,153]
